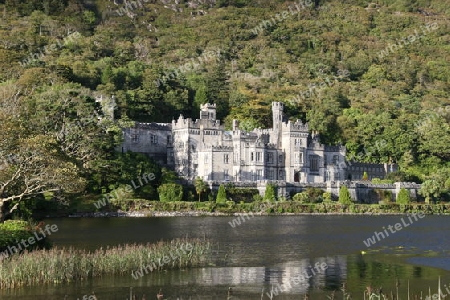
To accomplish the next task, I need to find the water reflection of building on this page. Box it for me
[189,256,347,294]
[266,256,347,294]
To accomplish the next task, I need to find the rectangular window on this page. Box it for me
[224,169,229,180]
[279,155,283,163]
[310,155,319,172]
[256,152,261,162]
[251,152,254,161]
[332,155,339,164]
[150,134,158,144]
[256,169,263,180]
[131,134,139,143]
[224,154,229,164]
[267,152,273,163]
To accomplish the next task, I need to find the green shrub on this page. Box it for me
[292,188,324,203]
[205,201,216,212]
[292,192,309,203]
[108,184,135,210]
[304,187,324,203]
[253,194,263,202]
[372,178,394,184]
[362,171,369,181]
[339,185,353,205]
[396,188,411,204]
[323,192,332,202]
[264,184,277,202]
[226,200,235,209]
[226,187,259,203]
[0,220,51,256]
[216,184,227,204]
[375,189,393,203]
[157,183,183,202]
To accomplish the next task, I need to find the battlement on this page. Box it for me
[282,120,309,132]
[134,122,172,131]
[272,102,284,109]
[253,128,272,135]
[325,145,346,152]
[200,102,216,120]
[202,145,234,151]
[309,141,325,150]
[200,103,216,109]
[172,115,222,130]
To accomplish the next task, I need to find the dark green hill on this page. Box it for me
[0,0,449,203]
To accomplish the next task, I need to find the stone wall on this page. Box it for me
[205,180,422,203]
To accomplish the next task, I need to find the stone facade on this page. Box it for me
[121,102,395,183]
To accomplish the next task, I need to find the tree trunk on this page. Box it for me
[0,200,6,223]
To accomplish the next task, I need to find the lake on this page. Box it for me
[1,215,449,299]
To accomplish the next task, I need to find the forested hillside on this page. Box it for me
[0,0,449,211]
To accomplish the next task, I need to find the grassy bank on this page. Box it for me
[32,195,450,217]
[0,220,51,255]
[0,238,211,289]
[141,201,450,215]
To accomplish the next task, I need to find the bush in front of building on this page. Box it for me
[339,185,353,205]
[226,186,260,203]
[292,187,324,203]
[216,185,227,204]
[396,188,411,204]
[157,183,184,202]
[264,184,277,202]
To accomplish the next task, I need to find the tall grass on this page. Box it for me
[0,238,211,289]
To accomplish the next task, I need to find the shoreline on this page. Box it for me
[66,210,442,218]
[42,200,450,219]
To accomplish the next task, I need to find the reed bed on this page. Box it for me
[0,238,211,289]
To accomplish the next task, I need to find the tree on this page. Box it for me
[0,135,85,222]
[0,82,87,222]
[194,177,208,202]
[157,183,183,202]
[160,167,179,184]
[362,171,369,181]
[216,184,227,204]
[339,185,353,205]
[396,188,411,204]
[419,179,440,204]
[264,184,276,202]
[419,168,450,204]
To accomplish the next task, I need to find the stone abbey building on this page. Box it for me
[121,102,394,183]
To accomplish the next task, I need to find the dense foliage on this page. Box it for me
[396,187,411,204]
[0,220,51,255]
[157,183,184,202]
[215,184,227,203]
[263,184,277,201]
[292,187,325,203]
[339,185,353,205]
[0,0,449,214]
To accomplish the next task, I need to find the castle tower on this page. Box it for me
[200,103,216,120]
[272,102,284,147]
